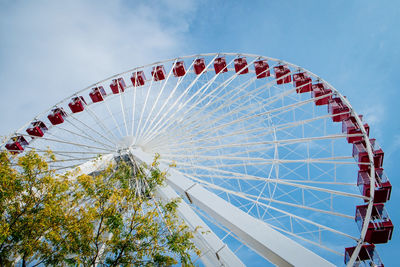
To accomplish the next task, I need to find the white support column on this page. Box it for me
[131,148,335,267]
[156,185,245,267]
[75,154,114,174]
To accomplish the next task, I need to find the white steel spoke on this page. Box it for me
[167,168,369,205]
[148,90,334,149]
[186,92,332,141]
[47,156,98,163]
[137,60,177,142]
[135,71,156,140]
[201,181,354,219]
[57,126,115,150]
[171,58,261,130]
[140,56,222,143]
[138,59,197,143]
[180,173,365,200]
[160,156,357,168]
[25,148,106,155]
[84,105,119,143]
[102,90,124,137]
[130,74,138,136]
[160,74,293,139]
[66,114,117,147]
[150,112,349,153]
[118,90,129,136]
[19,134,114,152]
[153,133,355,156]
[146,78,316,146]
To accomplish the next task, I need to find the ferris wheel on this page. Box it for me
[2,53,393,266]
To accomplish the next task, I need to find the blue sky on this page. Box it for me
[0,0,398,265]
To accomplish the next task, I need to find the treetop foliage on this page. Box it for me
[0,150,199,266]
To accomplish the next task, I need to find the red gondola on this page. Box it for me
[234,57,249,75]
[328,97,350,122]
[5,135,29,154]
[358,168,391,203]
[26,121,48,137]
[110,78,126,94]
[274,65,291,84]
[48,108,67,125]
[353,138,384,170]
[293,72,312,93]
[89,87,107,103]
[311,83,332,105]
[193,58,206,75]
[214,57,228,74]
[254,60,270,79]
[131,71,146,86]
[68,96,87,113]
[151,65,166,81]
[342,115,370,143]
[345,244,383,267]
[173,61,186,77]
[355,204,393,244]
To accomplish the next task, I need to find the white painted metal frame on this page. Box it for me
[1,53,378,266]
[131,148,335,267]
[156,184,245,267]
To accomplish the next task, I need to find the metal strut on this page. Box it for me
[131,148,335,267]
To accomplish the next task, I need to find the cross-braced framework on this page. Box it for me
[2,53,393,266]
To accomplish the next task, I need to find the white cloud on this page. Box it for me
[0,0,197,137]
[385,134,400,158]
[393,134,400,147]
[358,102,385,141]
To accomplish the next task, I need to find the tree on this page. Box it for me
[0,150,72,266]
[0,150,199,266]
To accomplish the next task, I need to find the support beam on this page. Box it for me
[156,185,245,267]
[131,148,335,267]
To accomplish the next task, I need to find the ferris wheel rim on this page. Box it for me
[1,52,381,266]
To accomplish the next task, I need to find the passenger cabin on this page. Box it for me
[48,108,67,125]
[358,168,391,203]
[26,121,48,137]
[355,204,393,244]
[214,57,227,74]
[353,138,384,170]
[173,61,186,77]
[328,97,350,122]
[131,71,146,86]
[293,72,312,93]
[5,135,28,154]
[234,57,249,75]
[193,58,206,75]
[273,65,291,84]
[254,60,270,79]
[345,244,383,267]
[311,83,332,106]
[89,87,107,103]
[152,65,166,81]
[342,115,370,143]
[110,78,126,94]
[68,96,87,113]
